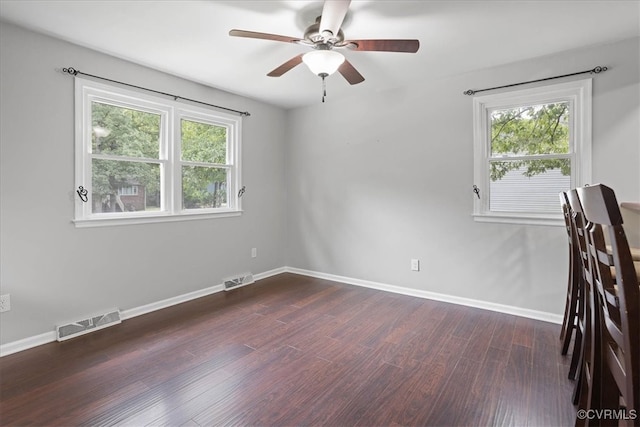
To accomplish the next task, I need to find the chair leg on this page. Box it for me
[569,324,583,380]
[573,361,583,405]
[560,295,576,355]
[599,367,620,427]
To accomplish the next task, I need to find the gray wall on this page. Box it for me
[285,37,640,316]
[0,22,287,345]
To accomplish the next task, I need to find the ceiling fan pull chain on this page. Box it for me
[322,74,327,103]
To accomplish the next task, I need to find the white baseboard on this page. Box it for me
[120,285,224,320]
[254,266,287,281]
[0,331,57,358]
[0,266,286,357]
[0,265,560,357]
[285,267,563,325]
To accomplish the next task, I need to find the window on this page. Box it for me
[472,79,591,226]
[74,77,242,227]
[117,186,138,196]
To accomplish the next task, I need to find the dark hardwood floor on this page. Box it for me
[0,273,576,426]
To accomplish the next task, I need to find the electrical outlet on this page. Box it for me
[0,294,11,312]
[251,248,257,258]
[410,259,420,272]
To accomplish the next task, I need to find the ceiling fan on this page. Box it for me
[229,0,420,101]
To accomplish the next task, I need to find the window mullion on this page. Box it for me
[167,107,180,214]
[91,153,164,164]
[488,153,573,162]
[181,161,230,169]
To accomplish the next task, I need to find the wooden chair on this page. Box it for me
[560,191,585,381]
[567,189,602,419]
[578,184,639,426]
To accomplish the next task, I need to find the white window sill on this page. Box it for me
[472,213,563,227]
[73,210,242,228]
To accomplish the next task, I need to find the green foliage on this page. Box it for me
[181,119,226,164]
[182,166,227,209]
[92,102,160,158]
[180,119,228,208]
[90,102,228,212]
[489,103,570,181]
[91,103,161,211]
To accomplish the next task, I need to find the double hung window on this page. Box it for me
[472,79,591,225]
[74,78,242,227]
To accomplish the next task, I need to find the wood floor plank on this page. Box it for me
[0,273,577,426]
[383,300,436,344]
[489,311,517,351]
[485,345,511,364]
[1,356,136,425]
[138,346,301,426]
[461,311,499,361]
[425,356,483,426]
[469,357,508,426]
[327,361,404,425]
[512,316,537,348]
[289,342,398,425]
[492,344,534,426]
[85,345,253,426]
[349,358,428,426]
[390,350,467,425]
[252,356,349,426]
[190,346,310,426]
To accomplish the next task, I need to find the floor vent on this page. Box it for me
[223,272,254,291]
[56,309,121,341]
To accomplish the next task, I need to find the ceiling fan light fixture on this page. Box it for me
[302,50,345,76]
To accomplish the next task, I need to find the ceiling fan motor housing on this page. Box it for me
[304,17,345,46]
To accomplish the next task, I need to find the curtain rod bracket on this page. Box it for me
[463,65,608,96]
[63,67,79,76]
[61,66,250,117]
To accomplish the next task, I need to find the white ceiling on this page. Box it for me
[1,1,639,109]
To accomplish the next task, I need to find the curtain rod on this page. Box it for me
[463,65,608,96]
[62,67,251,117]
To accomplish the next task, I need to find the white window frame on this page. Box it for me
[74,77,242,227]
[472,79,591,226]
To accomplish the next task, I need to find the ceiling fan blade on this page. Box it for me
[267,54,305,77]
[342,39,420,53]
[338,59,364,85]
[319,0,351,38]
[229,29,301,44]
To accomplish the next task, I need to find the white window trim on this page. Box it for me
[472,79,592,226]
[73,77,242,227]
